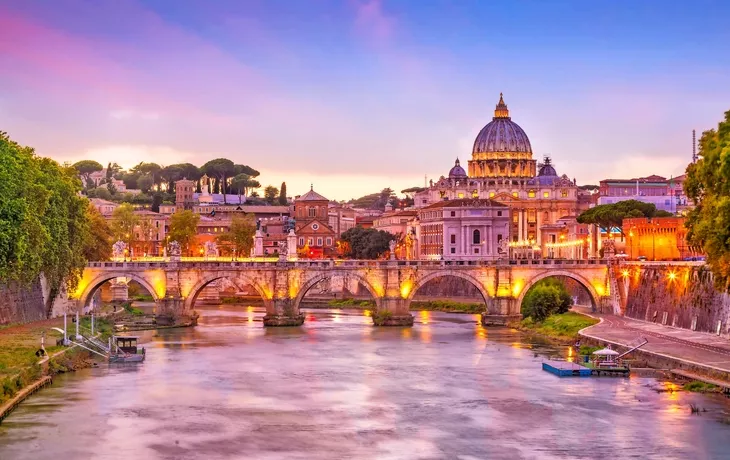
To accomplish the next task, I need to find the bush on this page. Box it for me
[521,279,574,320]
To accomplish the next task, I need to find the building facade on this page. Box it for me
[416,199,510,260]
[413,94,590,247]
[624,217,702,261]
[598,175,691,214]
[293,187,337,258]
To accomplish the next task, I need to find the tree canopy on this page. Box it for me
[83,203,113,261]
[110,203,139,248]
[201,158,236,204]
[685,110,730,291]
[577,200,670,235]
[1,132,92,301]
[279,182,288,205]
[168,210,200,255]
[217,214,256,256]
[72,160,103,189]
[340,227,394,259]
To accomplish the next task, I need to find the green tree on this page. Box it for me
[685,110,730,291]
[151,193,163,212]
[168,210,200,255]
[577,199,663,236]
[83,203,113,261]
[279,182,288,205]
[106,162,121,181]
[106,180,117,195]
[264,185,279,205]
[88,186,112,200]
[130,162,162,189]
[340,227,394,259]
[72,160,103,189]
[110,203,139,248]
[217,214,256,256]
[230,173,260,202]
[521,278,574,321]
[137,174,154,193]
[234,164,260,178]
[201,158,236,204]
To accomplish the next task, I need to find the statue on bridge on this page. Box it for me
[112,241,127,261]
[167,241,181,260]
[204,241,218,259]
[389,240,396,260]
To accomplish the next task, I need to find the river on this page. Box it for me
[1,306,729,459]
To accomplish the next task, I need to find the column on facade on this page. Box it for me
[462,225,467,256]
[517,208,523,242]
[536,208,542,245]
[488,225,493,256]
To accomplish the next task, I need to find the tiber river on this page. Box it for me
[1,306,729,460]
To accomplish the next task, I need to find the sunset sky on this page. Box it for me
[1,0,729,200]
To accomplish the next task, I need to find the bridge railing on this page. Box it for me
[86,258,609,269]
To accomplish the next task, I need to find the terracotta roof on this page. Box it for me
[296,187,328,202]
[422,198,508,209]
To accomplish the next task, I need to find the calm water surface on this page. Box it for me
[1,306,729,460]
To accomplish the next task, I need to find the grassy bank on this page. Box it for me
[513,311,599,342]
[0,316,114,405]
[323,298,484,314]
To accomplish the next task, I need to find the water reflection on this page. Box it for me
[0,305,729,460]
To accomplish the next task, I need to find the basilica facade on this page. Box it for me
[413,94,592,248]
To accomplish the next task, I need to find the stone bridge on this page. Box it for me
[72,259,612,327]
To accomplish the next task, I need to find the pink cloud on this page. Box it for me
[353,0,395,45]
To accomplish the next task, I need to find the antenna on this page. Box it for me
[692,129,698,163]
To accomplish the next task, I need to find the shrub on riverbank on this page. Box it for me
[521,279,573,321]
[684,380,719,393]
[516,311,598,341]
[326,298,484,313]
[410,300,484,313]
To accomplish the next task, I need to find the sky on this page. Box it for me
[1,0,729,200]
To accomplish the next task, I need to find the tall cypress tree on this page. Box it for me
[278,182,288,205]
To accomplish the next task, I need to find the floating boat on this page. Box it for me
[109,336,145,363]
[542,361,592,377]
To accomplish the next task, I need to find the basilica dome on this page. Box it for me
[472,94,532,155]
[448,158,467,179]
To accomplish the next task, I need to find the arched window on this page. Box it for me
[473,229,481,244]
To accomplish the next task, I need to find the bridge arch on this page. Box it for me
[77,272,160,310]
[516,269,602,312]
[293,271,383,310]
[184,272,273,313]
[406,270,496,313]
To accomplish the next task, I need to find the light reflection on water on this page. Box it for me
[0,304,729,460]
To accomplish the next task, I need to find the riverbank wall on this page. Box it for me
[1,276,75,325]
[622,265,730,338]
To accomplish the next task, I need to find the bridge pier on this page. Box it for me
[480,297,521,326]
[374,298,414,326]
[155,296,198,326]
[263,299,305,327]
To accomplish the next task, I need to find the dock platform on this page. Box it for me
[542,361,592,377]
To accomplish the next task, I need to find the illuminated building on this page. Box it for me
[416,198,510,260]
[624,217,703,261]
[293,186,337,258]
[413,94,591,249]
[598,175,691,214]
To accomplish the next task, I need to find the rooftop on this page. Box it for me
[422,198,508,209]
[296,186,329,202]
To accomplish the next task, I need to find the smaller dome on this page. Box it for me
[448,158,467,179]
[537,157,559,185]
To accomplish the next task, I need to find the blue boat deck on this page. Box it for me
[543,361,592,377]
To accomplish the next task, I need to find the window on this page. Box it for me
[472,189,478,198]
[528,190,536,198]
[473,229,481,244]
[458,193,464,199]
[489,192,495,198]
[450,247,456,254]
[312,223,319,230]
[450,234,456,244]
[497,211,503,217]
[473,248,480,254]
[450,211,456,217]
[513,214,518,223]
[561,190,568,198]
[543,191,549,198]
[307,237,313,246]
[326,237,332,246]
[512,192,518,198]
[317,237,323,246]
[308,207,316,217]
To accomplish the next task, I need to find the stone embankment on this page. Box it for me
[577,306,730,385]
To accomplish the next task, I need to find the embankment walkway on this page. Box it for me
[575,306,730,377]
